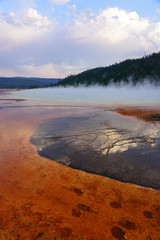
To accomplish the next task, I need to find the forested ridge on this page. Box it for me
[59,52,160,86]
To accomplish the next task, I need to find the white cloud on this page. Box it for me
[68,7,154,49]
[64,7,160,64]
[50,0,70,5]
[21,63,65,78]
[1,7,160,78]
[0,63,84,78]
[22,8,52,29]
[0,8,54,51]
[23,63,85,78]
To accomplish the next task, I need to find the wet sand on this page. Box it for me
[0,106,160,239]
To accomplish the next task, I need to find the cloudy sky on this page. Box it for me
[0,0,160,78]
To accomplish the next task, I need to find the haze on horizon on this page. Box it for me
[0,0,160,78]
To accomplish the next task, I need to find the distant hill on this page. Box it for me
[59,52,160,86]
[0,77,61,89]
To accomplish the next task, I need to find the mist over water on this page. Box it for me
[8,83,160,106]
[4,82,160,188]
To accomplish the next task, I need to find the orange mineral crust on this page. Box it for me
[115,107,160,122]
[0,107,160,240]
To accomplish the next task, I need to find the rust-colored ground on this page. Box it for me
[115,107,160,122]
[0,106,160,240]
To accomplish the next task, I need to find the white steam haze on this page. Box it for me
[10,83,160,106]
[0,6,160,78]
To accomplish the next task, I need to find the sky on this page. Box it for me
[0,0,160,78]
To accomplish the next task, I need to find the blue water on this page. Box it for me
[7,84,160,106]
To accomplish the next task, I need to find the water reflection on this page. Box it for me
[31,110,160,189]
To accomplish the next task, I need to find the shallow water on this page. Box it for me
[31,110,160,189]
[3,85,160,107]
[1,86,160,189]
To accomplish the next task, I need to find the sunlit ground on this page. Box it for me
[0,88,160,239]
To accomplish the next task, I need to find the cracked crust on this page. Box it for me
[31,111,160,189]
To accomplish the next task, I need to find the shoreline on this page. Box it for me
[0,105,160,239]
